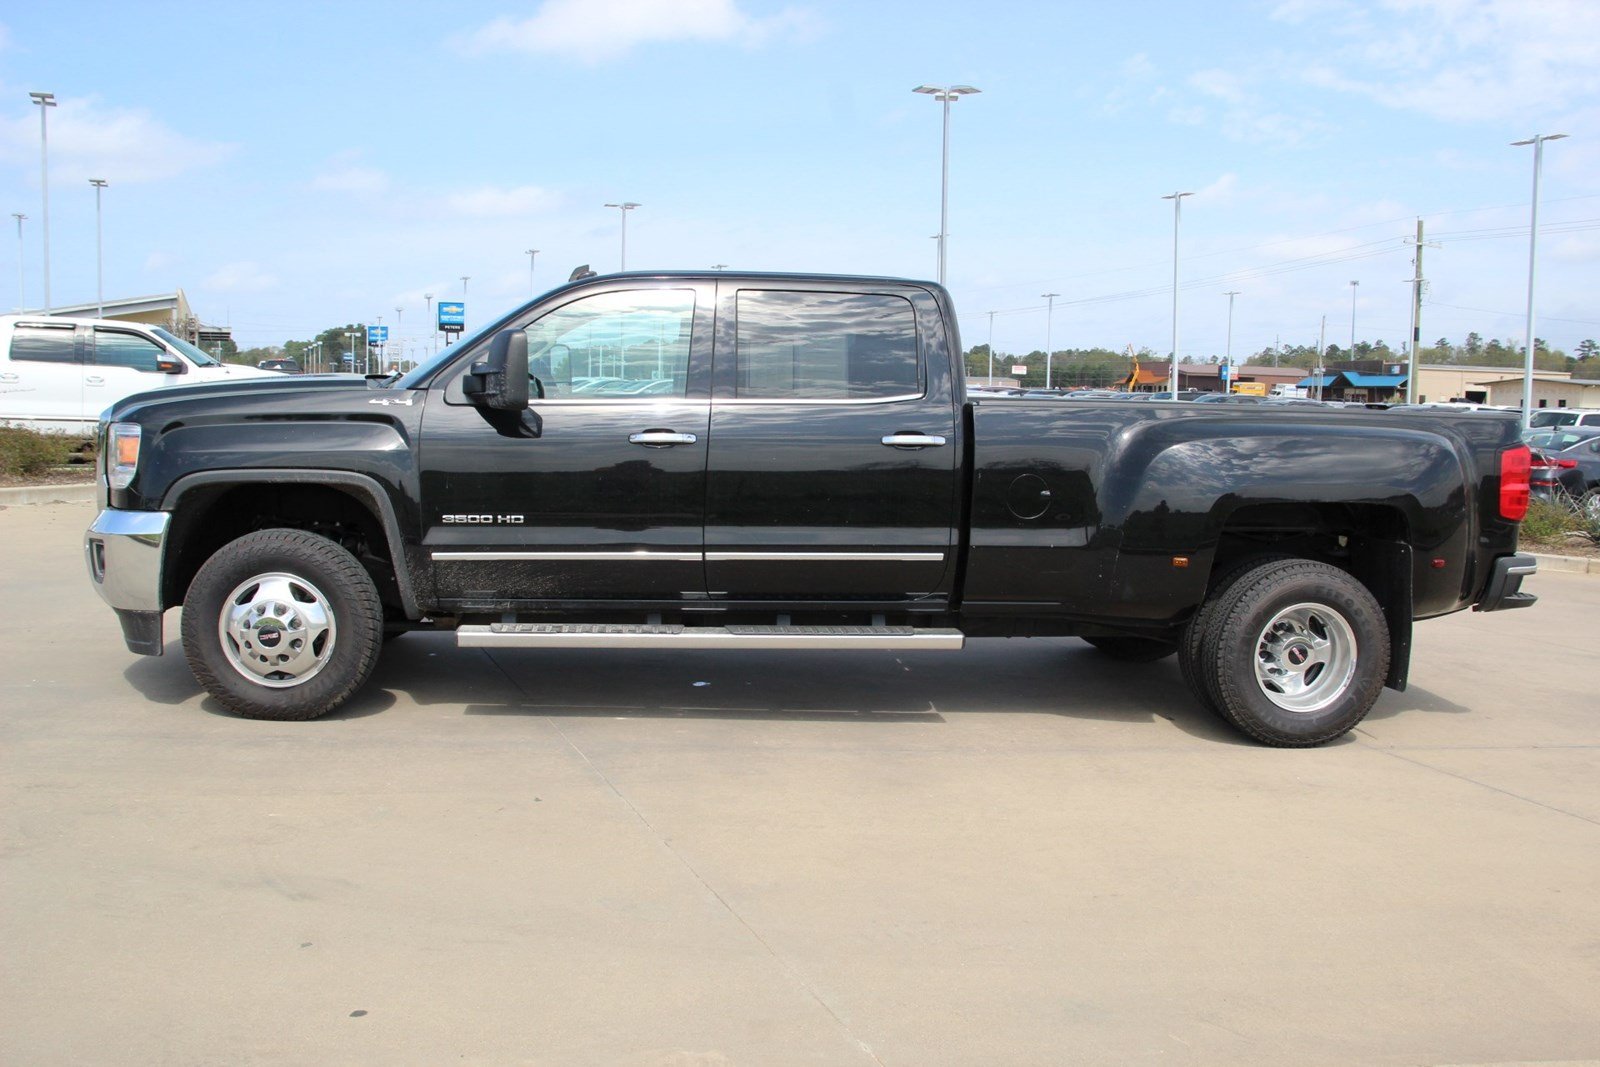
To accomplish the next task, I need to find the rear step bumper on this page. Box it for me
[458,623,965,651]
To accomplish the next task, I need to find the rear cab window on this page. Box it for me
[733,290,921,401]
[8,324,79,363]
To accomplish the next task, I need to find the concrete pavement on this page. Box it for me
[2,501,1597,1065]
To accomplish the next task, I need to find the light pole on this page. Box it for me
[346,331,360,374]
[29,92,56,313]
[604,202,640,271]
[460,276,470,332]
[912,84,980,287]
[1223,290,1240,392]
[525,248,539,296]
[1163,191,1193,398]
[1348,280,1359,363]
[10,213,24,312]
[1042,293,1060,389]
[711,263,728,271]
[424,293,434,356]
[1512,132,1568,430]
[986,309,996,384]
[89,179,108,316]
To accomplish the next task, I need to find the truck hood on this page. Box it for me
[107,373,394,422]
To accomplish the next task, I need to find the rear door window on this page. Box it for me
[8,324,78,363]
[734,290,920,400]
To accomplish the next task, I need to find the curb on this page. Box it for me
[1529,551,1599,577]
[0,483,97,506]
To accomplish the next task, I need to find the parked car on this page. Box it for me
[1523,428,1600,503]
[257,358,303,374]
[1528,408,1600,430]
[0,315,278,437]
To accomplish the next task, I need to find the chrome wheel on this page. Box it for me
[1253,602,1357,714]
[218,571,337,688]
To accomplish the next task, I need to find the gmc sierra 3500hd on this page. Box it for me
[84,271,1537,746]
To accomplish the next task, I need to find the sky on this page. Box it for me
[0,0,1596,364]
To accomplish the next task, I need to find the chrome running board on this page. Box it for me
[457,623,965,651]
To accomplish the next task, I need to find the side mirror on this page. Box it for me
[463,329,530,411]
[157,356,186,375]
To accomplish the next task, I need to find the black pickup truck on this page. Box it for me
[84,271,1537,745]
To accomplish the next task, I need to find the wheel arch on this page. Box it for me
[159,470,421,619]
[1205,500,1413,691]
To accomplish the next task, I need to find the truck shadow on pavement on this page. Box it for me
[377,633,1262,745]
[121,632,1460,742]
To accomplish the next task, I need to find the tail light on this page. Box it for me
[1500,445,1531,521]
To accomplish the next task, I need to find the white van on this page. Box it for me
[0,315,279,436]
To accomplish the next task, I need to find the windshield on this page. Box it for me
[152,326,223,367]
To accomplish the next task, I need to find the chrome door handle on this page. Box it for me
[629,431,698,447]
[85,375,105,386]
[881,433,947,448]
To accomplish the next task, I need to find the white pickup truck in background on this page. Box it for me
[0,315,278,436]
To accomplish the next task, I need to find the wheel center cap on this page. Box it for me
[1286,643,1310,666]
[256,625,284,649]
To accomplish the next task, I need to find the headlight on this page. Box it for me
[109,422,142,490]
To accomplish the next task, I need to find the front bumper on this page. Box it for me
[1473,553,1538,613]
[85,509,171,655]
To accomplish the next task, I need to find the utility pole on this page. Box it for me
[1404,217,1436,405]
[1223,290,1240,393]
[525,248,539,296]
[986,309,996,384]
[1163,191,1193,398]
[424,293,434,357]
[1317,316,1327,402]
[10,213,24,312]
[29,92,56,313]
[1042,293,1060,389]
[90,179,108,317]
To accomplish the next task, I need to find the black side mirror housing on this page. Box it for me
[463,329,529,411]
[157,356,186,374]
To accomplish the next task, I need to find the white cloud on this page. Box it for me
[1289,0,1600,124]
[205,261,278,293]
[444,184,561,217]
[1190,69,1248,105]
[1198,173,1240,201]
[457,0,816,62]
[0,96,231,183]
[311,165,389,194]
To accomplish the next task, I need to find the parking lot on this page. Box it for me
[2,499,1597,1065]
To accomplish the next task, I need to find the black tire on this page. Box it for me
[181,528,384,721]
[1177,554,1291,709]
[1081,635,1177,662]
[1194,558,1389,747]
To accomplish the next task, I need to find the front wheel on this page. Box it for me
[1193,559,1389,747]
[181,529,384,721]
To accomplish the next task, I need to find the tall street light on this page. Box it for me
[29,92,56,313]
[424,293,434,357]
[1348,280,1359,362]
[90,179,108,317]
[604,202,640,271]
[525,248,539,296]
[346,331,360,374]
[1163,191,1193,398]
[1042,293,1060,389]
[1223,290,1241,392]
[460,276,470,332]
[912,84,980,287]
[10,213,24,312]
[1512,132,1568,430]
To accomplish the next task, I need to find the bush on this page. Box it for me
[0,427,82,478]
[1521,493,1600,548]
